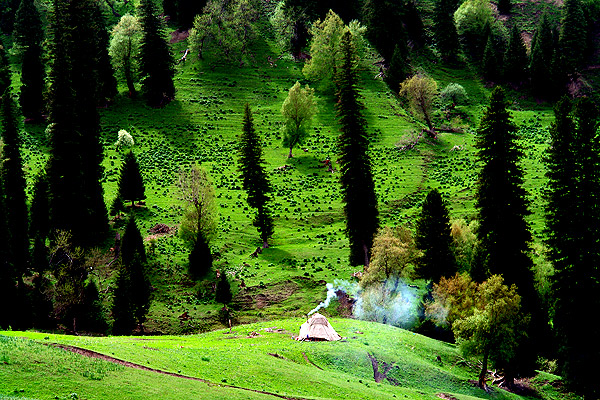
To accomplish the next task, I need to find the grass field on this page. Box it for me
[0,319,582,400]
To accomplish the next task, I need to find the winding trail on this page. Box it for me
[48,343,309,400]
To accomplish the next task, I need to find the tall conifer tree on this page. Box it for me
[118,151,146,207]
[90,1,118,105]
[558,0,587,77]
[14,0,45,121]
[504,25,528,84]
[362,0,407,62]
[545,97,600,397]
[415,189,456,282]
[474,87,539,385]
[239,104,274,248]
[138,0,175,107]
[336,30,378,267]
[530,14,556,98]
[433,0,460,62]
[0,176,18,329]
[1,90,29,276]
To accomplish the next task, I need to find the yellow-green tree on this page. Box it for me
[399,74,439,137]
[281,81,317,158]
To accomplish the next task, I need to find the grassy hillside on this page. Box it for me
[0,319,581,400]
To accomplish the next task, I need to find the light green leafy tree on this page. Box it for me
[281,81,317,158]
[188,0,258,63]
[302,10,366,86]
[452,275,529,389]
[399,74,439,136]
[109,14,142,97]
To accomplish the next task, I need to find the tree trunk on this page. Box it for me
[262,240,269,249]
[124,59,136,98]
[479,348,489,389]
[288,146,293,158]
[363,242,370,268]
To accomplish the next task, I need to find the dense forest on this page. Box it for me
[1,0,599,398]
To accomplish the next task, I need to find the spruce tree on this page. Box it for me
[415,189,456,282]
[433,0,460,62]
[188,217,212,280]
[29,171,50,241]
[336,30,379,267]
[482,33,504,82]
[46,0,108,244]
[504,25,528,84]
[90,1,118,105]
[385,44,409,92]
[215,272,232,304]
[0,177,18,329]
[239,103,274,248]
[362,0,407,62]
[475,87,539,385]
[545,97,600,397]
[0,41,10,94]
[112,217,151,335]
[13,0,45,121]
[530,13,556,98]
[1,91,29,278]
[118,151,146,207]
[138,0,175,107]
[558,0,587,77]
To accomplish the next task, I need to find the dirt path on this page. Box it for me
[49,343,308,400]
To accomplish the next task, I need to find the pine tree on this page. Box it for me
[118,151,146,207]
[545,97,600,397]
[362,0,407,62]
[89,1,118,105]
[433,0,460,62]
[482,32,504,82]
[385,43,409,92]
[336,30,379,267]
[415,189,456,282]
[215,272,232,304]
[29,171,50,241]
[239,103,274,248]
[504,25,528,84]
[13,0,45,121]
[0,177,18,329]
[530,13,556,98]
[138,0,175,107]
[112,217,151,335]
[475,87,539,385]
[79,280,108,333]
[0,41,10,94]
[46,0,108,244]
[558,0,587,77]
[1,91,29,279]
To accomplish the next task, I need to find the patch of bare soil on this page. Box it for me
[170,29,189,43]
[232,280,299,310]
[47,343,309,400]
[302,352,323,370]
[436,394,458,400]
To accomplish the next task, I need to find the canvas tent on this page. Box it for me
[297,313,341,341]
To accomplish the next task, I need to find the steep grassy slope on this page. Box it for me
[1,320,581,400]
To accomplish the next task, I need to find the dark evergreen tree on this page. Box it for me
[0,177,18,329]
[415,189,456,282]
[475,87,539,385]
[14,0,45,121]
[336,31,379,267]
[497,0,511,14]
[504,25,528,84]
[482,32,505,83]
[138,0,175,107]
[215,272,232,304]
[30,171,50,241]
[558,0,587,77]
[530,13,557,98]
[401,0,425,49]
[385,43,410,91]
[109,194,126,217]
[1,91,29,278]
[112,217,151,335]
[239,103,274,248]
[188,217,212,280]
[433,0,460,62]
[0,0,20,34]
[362,0,408,62]
[46,0,108,244]
[90,1,118,105]
[118,151,146,207]
[79,280,108,333]
[0,42,10,94]
[545,97,600,398]
[176,0,207,29]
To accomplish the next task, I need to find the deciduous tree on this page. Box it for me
[110,14,142,97]
[399,74,439,136]
[281,81,317,158]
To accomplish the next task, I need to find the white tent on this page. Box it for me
[297,313,341,341]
